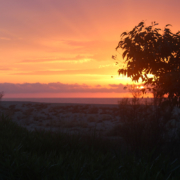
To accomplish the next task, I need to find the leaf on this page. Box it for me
[176,31,180,35]
[165,24,172,27]
[155,28,161,31]
[121,31,127,37]
[138,21,144,27]
[112,55,117,60]
[122,50,128,59]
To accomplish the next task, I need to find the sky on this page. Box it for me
[1,0,180,98]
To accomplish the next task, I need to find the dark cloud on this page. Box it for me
[0,82,127,94]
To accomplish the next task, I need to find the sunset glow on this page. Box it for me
[1,0,180,98]
[137,86,145,89]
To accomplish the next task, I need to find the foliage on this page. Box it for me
[0,91,4,100]
[116,98,166,152]
[114,21,180,100]
[1,112,180,179]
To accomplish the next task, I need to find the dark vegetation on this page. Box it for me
[1,94,180,179]
[1,99,180,179]
[113,21,180,101]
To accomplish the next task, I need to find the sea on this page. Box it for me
[2,98,153,105]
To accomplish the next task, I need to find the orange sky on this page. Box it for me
[1,0,180,98]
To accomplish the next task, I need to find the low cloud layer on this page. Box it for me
[0,82,127,94]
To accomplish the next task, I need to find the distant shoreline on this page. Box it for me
[0,100,119,108]
[1,97,154,105]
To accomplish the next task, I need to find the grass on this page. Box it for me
[115,98,180,154]
[1,99,180,179]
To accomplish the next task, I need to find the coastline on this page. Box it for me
[2,97,154,105]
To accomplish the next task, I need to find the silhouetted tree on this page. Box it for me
[114,21,180,101]
[0,91,4,100]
